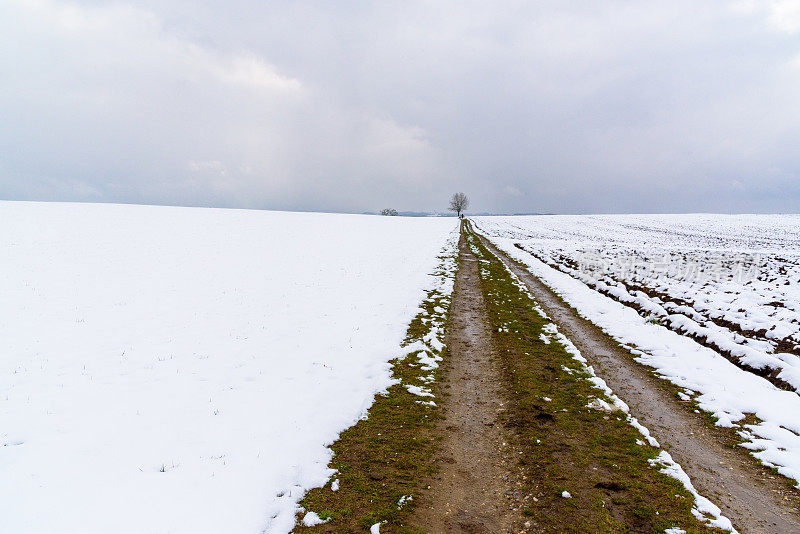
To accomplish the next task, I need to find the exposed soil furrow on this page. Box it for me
[513,243,799,394]
[473,226,800,533]
[550,249,800,357]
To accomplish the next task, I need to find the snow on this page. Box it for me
[561,491,572,498]
[474,215,800,488]
[405,384,435,397]
[301,512,327,526]
[397,494,413,508]
[649,451,736,532]
[475,214,800,391]
[0,201,457,533]
[370,522,382,533]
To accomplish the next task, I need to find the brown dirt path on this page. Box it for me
[473,227,800,533]
[409,231,525,533]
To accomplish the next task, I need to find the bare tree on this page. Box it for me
[380,208,398,216]
[448,192,469,218]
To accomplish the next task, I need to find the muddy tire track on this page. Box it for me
[410,230,525,533]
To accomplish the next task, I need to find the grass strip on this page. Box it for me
[484,230,800,497]
[465,225,724,534]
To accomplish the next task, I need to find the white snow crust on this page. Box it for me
[475,214,800,390]
[0,201,457,533]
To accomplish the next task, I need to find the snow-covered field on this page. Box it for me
[475,215,800,390]
[0,201,457,533]
[474,214,800,487]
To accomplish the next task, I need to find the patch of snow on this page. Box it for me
[649,451,737,532]
[301,512,328,526]
[423,330,445,352]
[405,384,434,397]
[587,398,616,412]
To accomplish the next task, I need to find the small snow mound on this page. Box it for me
[405,384,434,397]
[587,398,616,412]
[331,479,340,491]
[302,512,328,526]
[561,490,572,498]
[370,522,382,533]
[397,494,413,508]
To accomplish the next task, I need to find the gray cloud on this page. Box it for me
[1,0,799,213]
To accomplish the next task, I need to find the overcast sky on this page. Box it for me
[1,1,800,214]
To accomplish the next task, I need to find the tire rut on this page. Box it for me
[474,230,800,533]
[410,230,524,533]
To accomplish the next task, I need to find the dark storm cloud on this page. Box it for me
[2,0,800,213]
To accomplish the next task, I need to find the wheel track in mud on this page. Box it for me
[409,228,525,533]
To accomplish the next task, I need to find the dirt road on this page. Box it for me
[410,232,525,533]
[473,228,800,533]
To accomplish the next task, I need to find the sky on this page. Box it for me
[1,0,800,214]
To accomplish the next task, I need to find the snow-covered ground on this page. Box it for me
[473,215,800,487]
[0,201,457,533]
[475,215,800,391]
